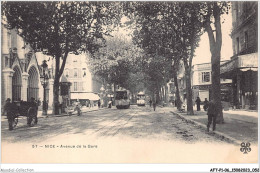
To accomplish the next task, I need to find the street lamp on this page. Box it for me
[40,60,49,115]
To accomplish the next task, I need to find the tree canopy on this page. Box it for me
[2,1,122,114]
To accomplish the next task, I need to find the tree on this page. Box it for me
[174,2,203,115]
[124,2,203,113]
[200,2,231,123]
[88,32,146,92]
[2,1,121,114]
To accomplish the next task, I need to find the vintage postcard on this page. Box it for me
[1,1,258,172]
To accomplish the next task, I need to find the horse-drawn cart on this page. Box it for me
[5,101,38,130]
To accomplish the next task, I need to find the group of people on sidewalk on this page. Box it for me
[195,97,210,111]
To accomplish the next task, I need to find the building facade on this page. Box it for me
[1,26,54,108]
[220,1,258,109]
[1,26,102,111]
[192,62,233,103]
[63,53,102,105]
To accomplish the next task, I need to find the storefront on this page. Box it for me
[220,53,258,109]
[192,83,232,104]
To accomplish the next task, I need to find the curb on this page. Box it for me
[170,111,241,145]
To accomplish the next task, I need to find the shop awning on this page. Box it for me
[71,92,100,100]
[220,53,258,77]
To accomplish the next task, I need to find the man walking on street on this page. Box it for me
[207,100,217,132]
[195,97,201,111]
[153,100,157,111]
[98,99,101,108]
[203,98,209,111]
[3,98,17,130]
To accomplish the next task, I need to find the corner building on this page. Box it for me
[220,1,258,110]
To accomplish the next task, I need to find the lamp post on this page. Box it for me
[40,60,49,115]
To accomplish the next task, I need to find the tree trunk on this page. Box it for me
[53,79,60,115]
[183,59,194,115]
[211,54,224,123]
[53,55,60,115]
[185,69,194,115]
[173,70,181,110]
[165,84,168,103]
[204,3,224,123]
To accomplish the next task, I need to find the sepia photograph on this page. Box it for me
[1,1,258,172]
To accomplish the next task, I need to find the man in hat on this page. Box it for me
[3,98,17,130]
[207,100,217,132]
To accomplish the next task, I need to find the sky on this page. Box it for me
[193,12,233,65]
[117,11,233,66]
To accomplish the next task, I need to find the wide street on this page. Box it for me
[2,105,257,164]
[2,105,229,144]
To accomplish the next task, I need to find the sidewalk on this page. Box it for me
[162,106,258,145]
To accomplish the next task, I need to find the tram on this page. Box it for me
[115,89,130,109]
[137,92,146,106]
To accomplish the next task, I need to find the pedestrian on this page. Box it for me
[195,97,201,111]
[108,100,112,108]
[207,100,217,132]
[75,103,81,116]
[152,98,157,111]
[203,98,209,111]
[149,99,152,107]
[90,100,93,108]
[2,98,17,130]
[172,100,175,107]
[98,99,101,108]
[30,97,38,123]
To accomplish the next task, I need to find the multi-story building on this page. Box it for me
[1,25,101,111]
[63,53,102,105]
[1,25,54,108]
[192,62,232,103]
[220,1,258,109]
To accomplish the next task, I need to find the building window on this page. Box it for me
[74,68,78,78]
[245,31,248,49]
[82,68,86,77]
[236,37,240,54]
[65,69,69,78]
[202,72,210,83]
[74,82,78,91]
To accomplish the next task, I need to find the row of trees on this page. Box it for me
[121,1,230,122]
[2,2,230,123]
